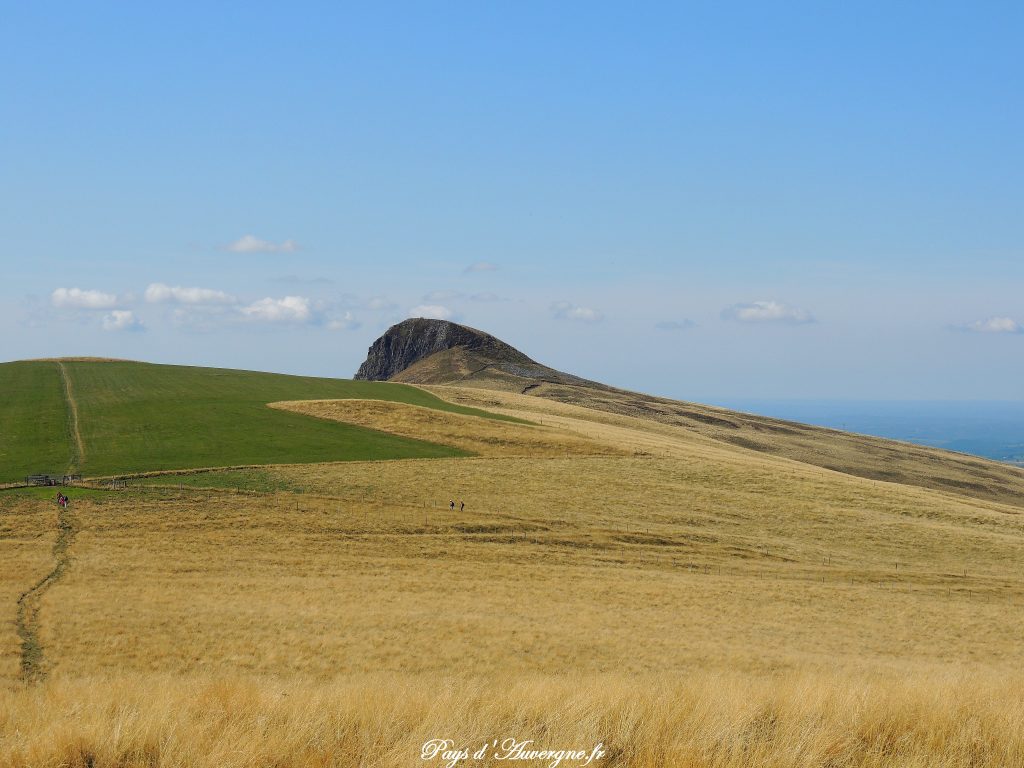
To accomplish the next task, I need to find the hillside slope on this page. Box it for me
[3,335,1024,766]
[0,362,73,481]
[357,319,1024,509]
[0,360,521,481]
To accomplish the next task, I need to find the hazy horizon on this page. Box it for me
[709,398,1024,464]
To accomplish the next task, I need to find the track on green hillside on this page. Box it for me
[0,360,519,481]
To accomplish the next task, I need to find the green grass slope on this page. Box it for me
[0,360,519,481]
[0,362,72,481]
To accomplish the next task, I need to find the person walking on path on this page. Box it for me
[449,499,455,511]
[460,501,465,512]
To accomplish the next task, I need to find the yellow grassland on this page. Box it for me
[269,398,619,457]
[2,673,1023,767]
[0,500,54,681]
[1,385,1023,766]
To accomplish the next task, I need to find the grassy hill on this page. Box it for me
[0,360,519,482]
[3,347,1024,766]
[3,381,1024,765]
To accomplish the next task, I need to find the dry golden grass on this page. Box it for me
[1,672,1023,767]
[270,398,618,457]
[4,385,1024,765]
[30,439,1024,678]
[397,353,1024,507]
[0,499,53,683]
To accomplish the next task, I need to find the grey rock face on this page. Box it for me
[353,318,536,381]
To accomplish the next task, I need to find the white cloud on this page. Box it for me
[240,296,313,323]
[962,316,1023,334]
[102,310,143,332]
[327,311,360,331]
[722,300,814,324]
[162,291,360,330]
[551,301,603,323]
[51,287,118,310]
[225,235,299,253]
[464,261,498,273]
[656,319,696,331]
[409,304,454,321]
[145,283,236,305]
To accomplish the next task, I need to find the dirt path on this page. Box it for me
[14,363,84,682]
[57,361,85,473]
[15,502,76,682]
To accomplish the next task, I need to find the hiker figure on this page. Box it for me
[460,501,465,512]
[449,499,455,511]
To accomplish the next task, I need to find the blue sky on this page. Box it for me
[2,2,1022,399]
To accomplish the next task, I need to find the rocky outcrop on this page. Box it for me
[354,319,537,381]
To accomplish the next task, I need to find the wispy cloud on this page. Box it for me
[327,311,360,331]
[656,319,696,331]
[102,310,143,332]
[225,235,299,254]
[145,283,236,305]
[169,305,232,332]
[237,296,359,330]
[366,296,397,312]
[239,296,313,323]
[409,304,455,321]
[464,261,498,273]
[272,274,334,285]
[423,289,462,302]
[551,301,603,323]
[47,280,368,334]
[722,300,814,324]
[51,287,119,310]
[960,316,1023,334]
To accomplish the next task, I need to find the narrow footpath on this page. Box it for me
[58,361,85,472]
[15,362,84,682]
[15,502,75,682]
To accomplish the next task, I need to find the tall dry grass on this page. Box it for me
[269,398,619,457]
[5,388,1024,766]
[1,672,1022,767]
[0,499,54,682]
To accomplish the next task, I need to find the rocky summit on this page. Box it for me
[353,318,538,382]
